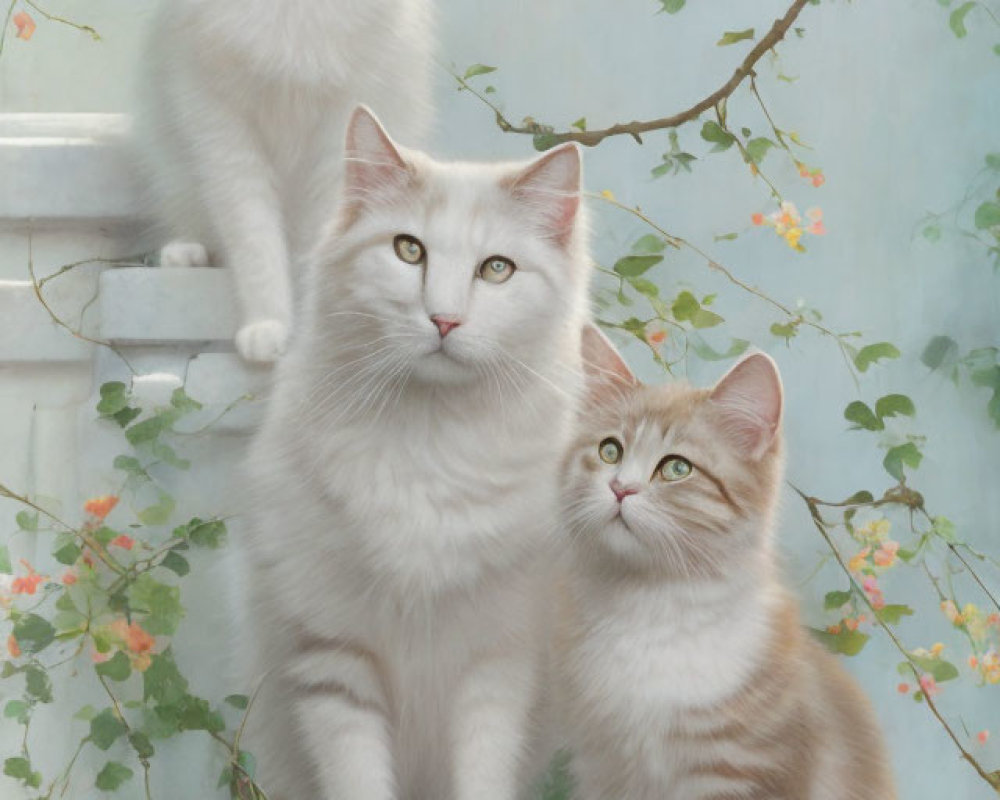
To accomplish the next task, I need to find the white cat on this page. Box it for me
[138,0,433,361]
[239,107,590,799]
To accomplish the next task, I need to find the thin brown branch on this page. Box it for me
[455,0,811,148]
[792,485,1000,792]
[22,0,100,40]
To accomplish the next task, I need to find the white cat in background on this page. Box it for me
[241,107,589,799]
[139,0,433,362]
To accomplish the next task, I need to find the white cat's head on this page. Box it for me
[307,106,589,389]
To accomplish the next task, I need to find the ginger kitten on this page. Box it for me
[555,325,896,800]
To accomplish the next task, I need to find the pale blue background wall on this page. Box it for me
[2,0,998,797]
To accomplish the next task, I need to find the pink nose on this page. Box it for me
[431,315,462,338]
[610,480,638,503]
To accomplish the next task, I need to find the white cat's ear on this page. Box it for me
[581,323,636,405]
[343,105,411,202]
[505,143,582,246]
[709,352,783,460]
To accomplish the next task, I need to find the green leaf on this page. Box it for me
[53,533,82,566]
[170,387,202,414]
[770,321,798,343]
[151,441,190,471]
[876,604,914,624]
[95,761,134,791]
[700,120,736,152]
[113,455,144,476]
[883,442,923,481]
[126,416,166,446]
[225,694,250,710]
[713,232,738,242]
[986,153,1000,170]
[875,394,915,420]
[25,665,53,703]
[921,335,959,371]
[931,515,959,544]
[156,693,225,734]
[631,234,667,255]
[974,201,1000,229]
[671,290,700,322]
[627,278,659,298]
[911,654,960,683]
[90,709,127,751]
[0,545,11,574]
[128,731,155,759]
[74,704,98,721]
[688,337,749,362]
[138,493,176,526]
[571,117,586,132]
[854,342,900,372]
[161,551,190,577]
[237,750,257,779]
[128,574,184,635]
[845,490,875,505]
[144,649,189,705]
[844,401,883,431]
[94,526,117,546]
[111,407,142,427]
[690,309,724,329]
[96,382,129,416]
[463,64,497,80]
[745,137,775,165]
[824,590,852,610]
[811,627,869,656]
[949,1,976,37]
[13,614,55,655]
[185,518,228,549]
[15,510,38,531]
[717,28,755,46]
[3,700,27,720]
[96,651,132,682]
[658,0,685,12]
[921,224,941,242]
[613,254,662,278]
[4,757,31,782]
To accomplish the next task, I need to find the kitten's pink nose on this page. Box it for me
[610,479,638,503]
[431,315,462,338]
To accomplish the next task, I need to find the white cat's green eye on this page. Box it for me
[598,437,622,465]
[478,256,516,284]
[658,456,692,482]
[394,234,426,265]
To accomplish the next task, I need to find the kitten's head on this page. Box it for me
[562,325,784,581]
[308,106,589,389]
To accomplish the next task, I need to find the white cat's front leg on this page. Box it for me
[289,635,395,800]
[452,651,537,800]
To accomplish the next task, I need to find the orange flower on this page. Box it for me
[110,534,134,551]
[7,635,21,658]
[12,561,44,595]
[978,730,990,745]
[844,617,860,632]
[896,682,909,694]
[132,652,152,672]
[848,547,871,574]
[751,212,765,226]
[110,619,155,654]
[13,11,35,41]
[61,571,78,586]
[84,495,119,520]
[826,624,842,635]
[969,655,979,670]
[811,172,826,188]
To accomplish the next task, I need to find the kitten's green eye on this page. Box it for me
[658,456,692,482]
[394,234,426,265]
[598,438,623,465]
[478,256,516,284]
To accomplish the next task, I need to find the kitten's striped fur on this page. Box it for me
[555,326,896,800]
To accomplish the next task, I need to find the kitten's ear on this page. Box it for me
[708,352,783,460]
[343,105,411,203]
[505,143,582,246]
[581,323,636,405]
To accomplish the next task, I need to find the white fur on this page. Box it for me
[240,114,590,799]
[138,0,433,361]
